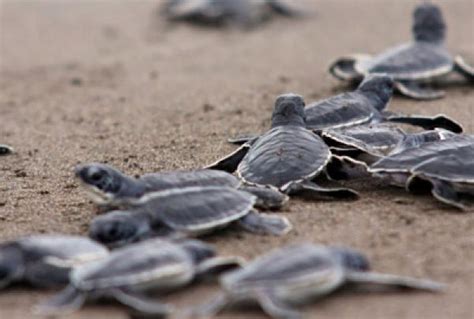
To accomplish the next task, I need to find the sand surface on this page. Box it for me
[0,0,473,318]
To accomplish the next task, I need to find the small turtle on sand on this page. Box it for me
[370,134,474,210]
[75,164,288,210]
[162,0,301,28]
[330,3,474,100]
[89,186,291,247]
[191,244,443,319]
[0,235,108,289]
[227,75,462,145]
[38,238,242,315]
[0,144,13,156]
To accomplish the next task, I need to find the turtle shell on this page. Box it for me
[141,169,240,193]
[221,244,344,302]
[237,126,331,189]
[356,42,453,80]
[71,239,194,291]
[140,186,256,233]
[411,155,474,183]
[304,93,378,131]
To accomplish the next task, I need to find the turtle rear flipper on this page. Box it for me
[329,55,368,82]
[394,81,445,100]
[239,185,289,210]
[385,113,463,133]
[346,271,444,292]
[112,289,173,316]
[256,289,303,319]
[283,180,359,200]
[454,55,474,81]
[195,256,244,279]
[237,210,292,236]
[36,286,86,314]
[205,143,251,173]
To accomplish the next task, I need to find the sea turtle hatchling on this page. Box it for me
[227,75,463,146]
[0,144,13,156]
[89,186,292,247]
[190,243,443,319]
[38,238,242,315]
[0,235,108,289]
[75,163,288,210]
[162,0,301,28]
[329,3,474,100]
[370,134,474,210]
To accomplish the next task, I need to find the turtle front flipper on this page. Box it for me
[454,55,474,81]
[227,134,260,145]
[0,144,13,156]
[112,288,173,316]
[239,185,289,210]
[267,0,303,17]
[394,81,445,100]
[237,210,292,236]
[205,143,251,173]
[385,113,463,133]
[345,271,445,292]
[328,55,368,82]
[35,286,87,314]
[195,256,244,279]
[256,288,303,319]
[283,180,359,200]
[187,293,231,318]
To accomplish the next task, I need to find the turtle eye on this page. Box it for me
[90,171,104,182]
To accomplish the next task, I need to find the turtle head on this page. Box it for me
[180,240,216,265]
[329,246,371,272]
[271,93,306,128]
[412,3,446,43]
[88,210,151,248]
[357,74,394,111]
[0,243,24,289]
[75,163,142,205]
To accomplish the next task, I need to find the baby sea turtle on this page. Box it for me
[330,3,474,100]
[370,134,474,210]
[0,144,13,156]
[162,0,301,28]
[39,238,242,315]
[192,243,443,319]
[75,163,288,210]
[89,186,292,247]
[0,235,108,289]
[207,93,359,200]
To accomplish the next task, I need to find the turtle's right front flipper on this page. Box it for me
[256,288,303,319]
[385,113,463,133]
[454,55,474,81]
[328,54,368,82]
[394,81,445,100]
[227,134,260,145]
[205,143,251,173]
[282,180,359,200]
[35,286,86,314]
[112,289,173,316]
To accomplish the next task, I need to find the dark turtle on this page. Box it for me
[75,163,288,210]
[89,186,292,247]
[330,3,474,100]
[0,235,108,289]
[207,93,359,200]
[38,238,242,315]
[192,243,443,319]
[162,0,301,28]
[0,144,13,156]
[370,134,474,210]
[227,75,463,146]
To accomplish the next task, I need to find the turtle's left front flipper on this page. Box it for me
[346,271,445,292]
[205,143,251,173]
[238,210,292,236]
[282,180,359,200]
[267,0,304,17]
[454,55,474,81]
[385,113,463,133]
[195,256,244,279]
[112,288,173,317]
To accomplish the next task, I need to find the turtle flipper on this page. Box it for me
[267,0,303,17]
[394,81,445,100]
[325,155,371,180]
[346,271,445,292]
[187,293,231,318]
[205,144,251,173]
[35,286,86,314]
[385,113,463,133]
[256,289,302,319]
[112,288,173,316]
[195,256,244,279]
[227,134,260,145]
[454,55,474,81]
[238,210,292,236]
[283,180,359,200]
[239,185,289,210]
[0,144,13,156]
[328,55,368,82]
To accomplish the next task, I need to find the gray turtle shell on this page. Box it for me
[304,93,379,131]
[356,42,453,80]
[411,155,474,183]
[141,186,256,233]
[71,239,194,291]
[237,126,330,189]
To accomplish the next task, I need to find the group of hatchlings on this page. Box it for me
[1,2,473,319]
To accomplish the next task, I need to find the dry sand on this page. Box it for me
[0,0,473,318]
